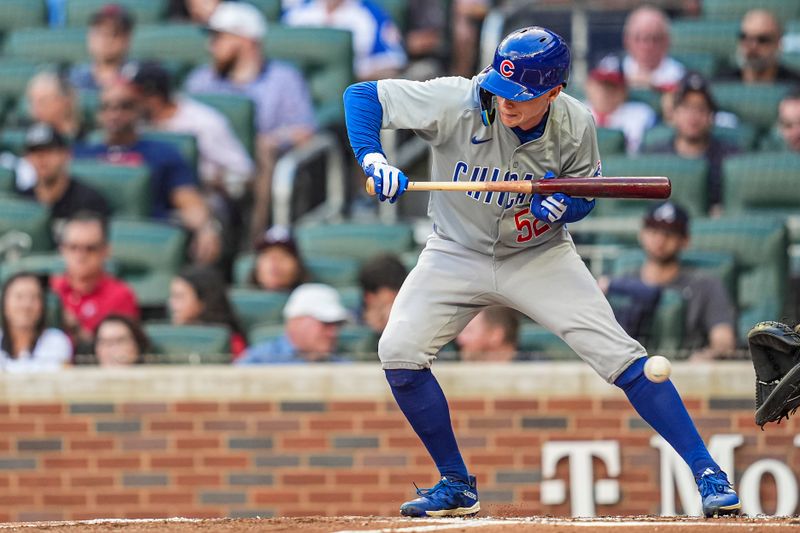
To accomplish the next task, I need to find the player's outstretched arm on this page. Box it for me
[343,82,408,203]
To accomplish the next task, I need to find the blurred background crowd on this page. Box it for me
[0,0,797,371]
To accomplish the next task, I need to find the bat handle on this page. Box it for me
[365,177,377,196]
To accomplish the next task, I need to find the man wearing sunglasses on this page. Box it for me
[722,9,800,84]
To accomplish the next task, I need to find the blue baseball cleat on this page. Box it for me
[696,468,742,518]
[400,475,480,517]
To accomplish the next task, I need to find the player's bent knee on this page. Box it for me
[378,331,433,370]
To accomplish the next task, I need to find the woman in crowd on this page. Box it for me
[93,314,150,366]
[0,272,72,372]
[250,227,308,292]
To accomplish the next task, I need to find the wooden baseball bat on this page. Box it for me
[365,176,671,199]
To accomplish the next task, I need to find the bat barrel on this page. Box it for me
[534,177,671,199]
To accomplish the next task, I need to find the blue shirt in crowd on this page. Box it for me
[236,335,348,365]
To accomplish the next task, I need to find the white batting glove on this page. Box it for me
[362,152,408,203]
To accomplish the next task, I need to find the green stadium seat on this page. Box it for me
[723,152,800,216]
[0,129,27,155]
[671,51,718,79]
[140,131,199,175]
[229,288,289,330]
[370,0,408,33]
[296,223,414,262]
[627,88,661,116]
[689,217,788,342]
[596,128,626,156]
[109,219,187,307]
[69,161,151,218]
[190,93,256,157]
[783,52,800,74]
[757,129,787,152]
[0,196,51,252]
[145,323,231,364]
[245,0,282,22]
[595,155,708,217]
[3,27,89,63]
[0,0,47,33]
[338,324,378,360]
[337,285,361,312]
[0,59,50,101]
[306,255,360,287]
[712,83,792,132]
[248,322,284,346]
[233,252,256,287]
[702,0,800,21]
[517,323,575,361]
[641,123,758,153]
[265,27,354,127]
[670,20,739,68]
[0,167,15,193]
[130,24,208,66]
[66,0,167,27]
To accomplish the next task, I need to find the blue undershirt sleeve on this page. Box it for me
[343,81,385,167]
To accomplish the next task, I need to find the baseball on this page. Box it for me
[644,355,672,383]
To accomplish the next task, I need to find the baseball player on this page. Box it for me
[343,27,740,518]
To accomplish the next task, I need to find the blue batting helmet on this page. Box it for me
[477,26,571,102]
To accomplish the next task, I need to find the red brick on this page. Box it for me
[202,455,249,468]
[389,471,437,485]
[576,417,622,430]
[70,475,115,488]
[361,417,406,431]
[0,476,10,488]
[0,405,9,415]
[175,437,220,450]
[387,436,420,448]
[202,420,248,431]
[547,398,594,410]
[253,490,301,504]
[329,401,378,412]
[44,457,89,469]
[175,402,219,413]
[18,475,62,488]
[334,472,380,485]
[150,456,195,469]
[308,491,353,503]
[495,435,539,447]
[147,492,194,505]
[0,440,9,452]
[601,399,633,410]
[150,420,195,432]
[467,417,513,430]
[43,421,90,433]
[309,418,354,431]
[95,492,140,505]
[0,422,36,432]
[494,399,539,411]
[280,436,327,449]
[121,402,168,415]
[282,473,326,485]
[256,419,301,431]
[0,495,35,505]
[361,490,407,503]
[450,400,486,411]
[228,402,273,413]
[176,474,222,487]
[70,438,115,451]
[43,494,86,506]
[17,403,62,415]
[467,452,515,466]
[96,456,141,469]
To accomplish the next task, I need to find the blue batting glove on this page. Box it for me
[530,171,596,224]
[363,153,408,204]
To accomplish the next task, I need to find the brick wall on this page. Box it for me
[0,363,795,521]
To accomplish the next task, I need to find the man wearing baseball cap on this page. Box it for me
[237,283,349,364]
[185,1,317,242]
[600,201,737,361]
[70,3,136,91]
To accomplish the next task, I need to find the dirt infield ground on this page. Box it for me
[0,516,799,533]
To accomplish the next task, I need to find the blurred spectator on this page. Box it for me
[129,62,254,199]
[644,72,739,214]
[451,0,490,77]
[720,9,800,84]
[169,265,247,358]
[778,88,800,152]
[621,5,685,91]
[357,253,407,340]
[283,0,407,81]
[73,80,222,265]
[237,283,349,364]
[456,306,519,362]
[93,314,149,366]
[167,0,221,23]
[600,202,737,361]
[26,71,88,142]
[403,0,447,80]
[51,212,139,352]
[584,55,656,154]
[185,1,316,241]
[250,226,308,292]
[18,123,110,243]
[0,272,72,372]
[69,4,136,91]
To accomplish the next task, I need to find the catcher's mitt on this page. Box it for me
[748,321,800,428]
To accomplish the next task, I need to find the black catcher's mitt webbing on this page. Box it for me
[748,321,800,428]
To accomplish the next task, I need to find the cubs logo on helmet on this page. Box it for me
[499,60,515,78]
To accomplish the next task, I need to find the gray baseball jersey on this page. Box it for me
[376,76,646,381]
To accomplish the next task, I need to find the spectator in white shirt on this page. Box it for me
[0,272,72,373]
[622,5,685,92]
[585,55,656,154]
[129,61,254,199]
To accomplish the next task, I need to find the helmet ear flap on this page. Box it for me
[479,88,496,126]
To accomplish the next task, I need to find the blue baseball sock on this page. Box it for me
[385,369,469,483]
[615,357,719,478]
